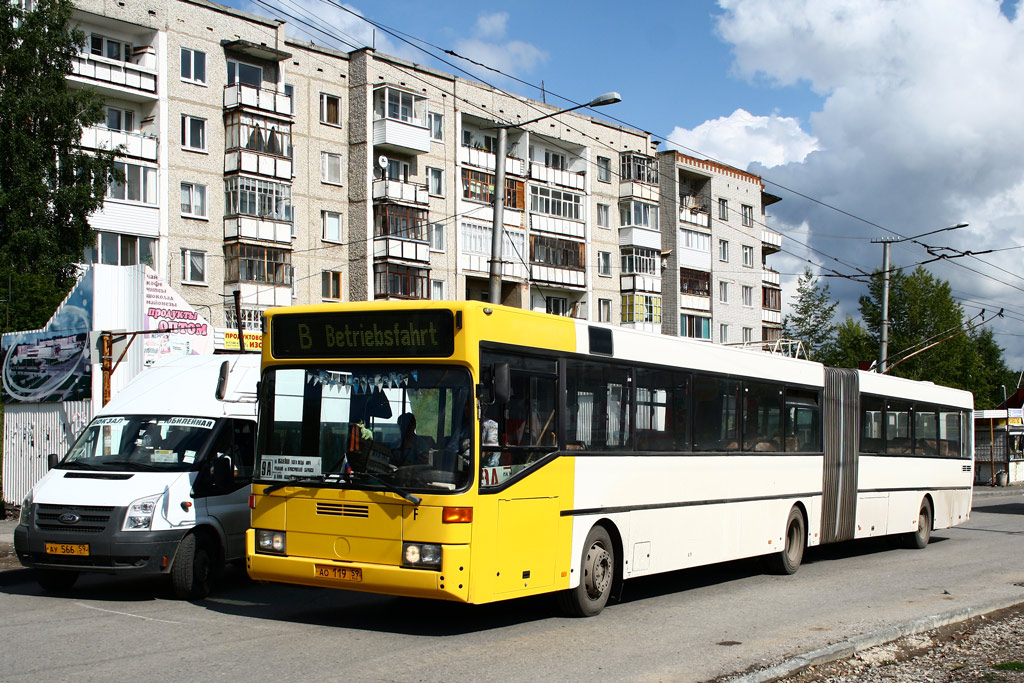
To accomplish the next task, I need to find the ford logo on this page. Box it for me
[58,513,80,525]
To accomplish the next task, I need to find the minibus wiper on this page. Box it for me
[348,471,421,506]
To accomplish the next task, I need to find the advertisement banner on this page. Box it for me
[143,269,213,365]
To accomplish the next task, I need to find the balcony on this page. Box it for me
[372,178,429,206]
[762,309,783,324]
[530,163,585,191]
[460,224,528,280]
[762,268,781,286]
[69,51,157,100]
[374,263,429,300]
[619,226,661,250]
[680,195,710,228]
[223,84,293,117]
[459,146,525,176]
[373,205,430,264]
[762,228,783,254]
[225,151,292,181]
[620,274,661,294]
[81,127,157,161]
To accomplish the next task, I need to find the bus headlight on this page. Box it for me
[402,542,442,570]
[123,494,161,531]
[255,529,286,555]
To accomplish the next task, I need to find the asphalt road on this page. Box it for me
[0,490,1021,683]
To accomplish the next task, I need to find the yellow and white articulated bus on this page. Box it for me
[246,301,974,616]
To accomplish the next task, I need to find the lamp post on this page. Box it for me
[487,92,622,305]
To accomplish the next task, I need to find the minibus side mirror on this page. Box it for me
[212,455,233,489]
[47,453,59,470]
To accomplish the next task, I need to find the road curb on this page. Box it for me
[730,595,1024,682]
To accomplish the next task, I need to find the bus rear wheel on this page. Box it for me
[904,499,933,549]
[768,506,806,575]
[558,525,614,617]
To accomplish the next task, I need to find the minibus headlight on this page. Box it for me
[402,542,442,570]
[123,494,161,531]
[255,529,286,555]
[18,492,33,527]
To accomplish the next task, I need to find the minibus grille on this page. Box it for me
[35,503,114,533]
[316,502,370,518]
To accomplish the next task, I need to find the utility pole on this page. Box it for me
[870,223,968,372]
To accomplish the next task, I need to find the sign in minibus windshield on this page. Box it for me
[271,310,455,358]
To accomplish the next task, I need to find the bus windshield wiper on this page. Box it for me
[262,474,329,494]
[348,471,421,506]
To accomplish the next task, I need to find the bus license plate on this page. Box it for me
[45,542,89,556]
[315,564,362,582]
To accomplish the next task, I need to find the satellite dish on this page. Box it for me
[378,155,389,169]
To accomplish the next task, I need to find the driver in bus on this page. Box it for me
[394,413,429,466]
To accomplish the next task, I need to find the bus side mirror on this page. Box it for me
[492,363,511,405]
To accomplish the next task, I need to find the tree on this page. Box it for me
[0,0,120,333]
[967,327,1019,409]
[782,267,838,362]
[825,316,876,369]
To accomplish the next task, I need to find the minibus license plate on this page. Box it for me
[45,542,89,556]
[314,564,362,582]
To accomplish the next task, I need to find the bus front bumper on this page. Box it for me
[246,531,471,602]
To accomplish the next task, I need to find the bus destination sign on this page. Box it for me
[271,310,455,358]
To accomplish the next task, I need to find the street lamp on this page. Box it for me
[488,92,622,305]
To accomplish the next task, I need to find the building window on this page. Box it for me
[321,151,343,185]
[597,156,611,183]
[224,176,292,222]
[681,314,711,340]
[681,229,711,251]
[462,169,524,209]
[596,203,610,228]
[718,198,729,220]
[546,296,569,316]
[742,245,754,268]
[742,285,753,307]
[322,271,342,300]
[428,112,443,140]
[225,111,292,157]
[621,294,662,323]
[719,281,729,303]
[181,115,206,151]
[181,249,206,283]
[742,327,753,343]
[621,247,657,275]
[429,222,444,250]
[224,307,263,331]
[619,154,658,184]
[90,34,131,61]
[530,185,583,220]
[180,182,207,218]
[619,200,658,229]
[107,162,157,205]
[322,210,342,242]
[225,243,292,285]
[545,150,567,170]
[530,235,585,270]
[373,87,427,126]
[598,251,611,276]
[180,47,206,84]
[742,204,754,227]
[763,286,782,311]
[427,167,443,196]
[106,107,135,132]
[680,268,710,297]
[431,279,445,300]
[227,60,262,87]
[320,93,342,126]
[85,232,157,267]
[284,83,295,113]
[374,263,428,300]
[719,239,729,262]
[720,324,729,343]
[374,204,428,241]
[598,298,611,322]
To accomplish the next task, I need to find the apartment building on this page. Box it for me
[659,151,783,345]
[65,0,777,341]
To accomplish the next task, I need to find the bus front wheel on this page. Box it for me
[558,525,615,617]
[769,506,806,575]
[904,499,933,549]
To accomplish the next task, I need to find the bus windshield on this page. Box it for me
[256,365,474,493]
[61,416,218,472]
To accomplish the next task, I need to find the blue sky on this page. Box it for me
[239,0,1024,372]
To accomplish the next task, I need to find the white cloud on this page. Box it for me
[452,12,548,80]
[665,109,818,169]
[693,0,1024,366]
[474,12,509,40]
